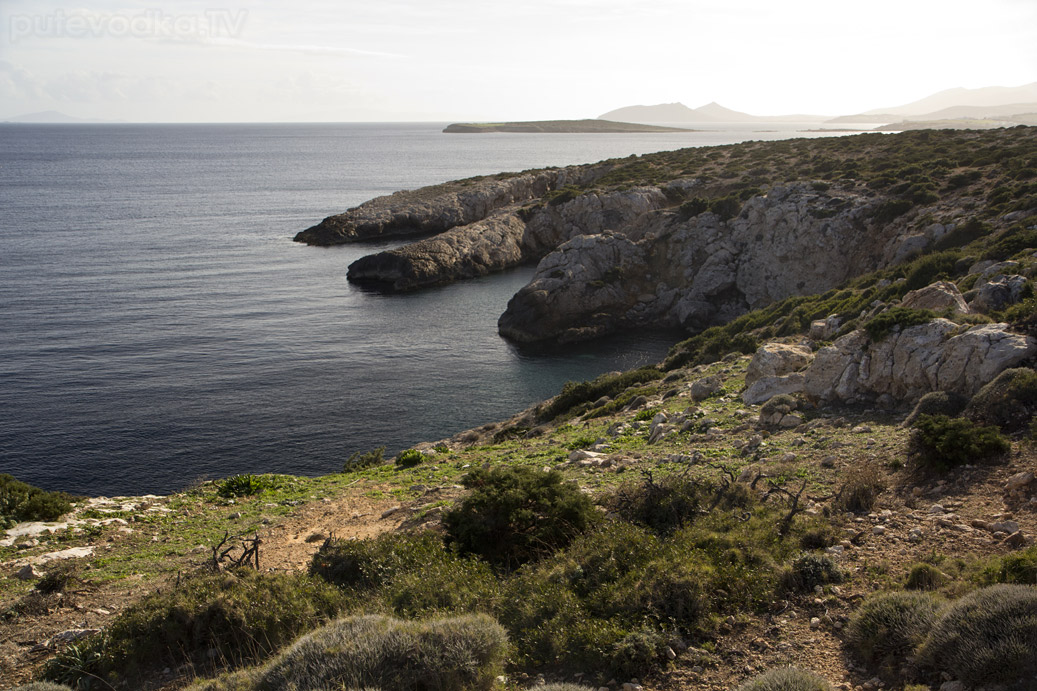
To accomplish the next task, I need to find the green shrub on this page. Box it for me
[863,307,936,341]
[779,554,842,592]
[871,199,914,224]
[217,474,279,498]
[735,666,832,691]
[540,367,663,420]
[679,197,708,219]
[395,449,426,468]
[606,472,754,536]
[443,466,599,569]
[609,628,672,678]
[256,614,507,691]
[709,195,742,221]
[902,251,962,291]
[760,393,798,418]
[833,462,886,514]
[385,556,499,618]
[963,367,1037,433]
[0,474,74,528]
[909,414,1010,470]
[41,570,346,685]
[904,563,948,591]
[917,584,1037,686]
[310,530,452,591]
[846,591,943,670]
[903,391,969,427]
[344,446,385,471]
[978,546,1037,585]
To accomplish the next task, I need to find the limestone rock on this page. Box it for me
[900,280,970,313]
[745,343,814,386]
[689,375,723,401]
[809,315,841,340]
[968,274,1028,314]
[742,373,806,405]
[803,319,1037,403]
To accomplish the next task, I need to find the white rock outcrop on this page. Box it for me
[802,319,1037,404]
[900,281,970,313]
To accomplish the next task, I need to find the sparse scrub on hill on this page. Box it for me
[977,546,1037,586]
[540,366,663,420]
[605,470,754,536]
[863,307,937,341]
[904,563,949,591]
[846,591,943,674]
[443,466,600,569]
[917,584,1037,686]
[735,666,832,691]
[41,569,346,686]
[343,445,385,471]
[909,414,1010,470]
[217,474,284,498]
[395,448,426,468]
[0,474,75,527]
[833,462,886,514]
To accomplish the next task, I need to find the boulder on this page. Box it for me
[745,343,814,386]
[967,274,1028,314]
[803,319,1037,404]
[690,374,723,401]
[809,315,842,340]
[742,373,806,405]
[900,280,970,313]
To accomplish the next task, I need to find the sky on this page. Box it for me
[0,0,1035,122]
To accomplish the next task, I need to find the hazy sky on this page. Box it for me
[1,0,1035,122]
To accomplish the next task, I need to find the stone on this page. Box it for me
[742,373,806,405]
[939,681,965,691]
[745,343,815,385]
[900,280,970,313]
[809,617,821,630]
[1004,530,1027,548]
[690,374,723,401]
[969,274,1028,314]
[810,315,842,340]
[1005,471,1035,493]
[49,629,101,646]
[16,564,42,580]
[989,520,1020,534]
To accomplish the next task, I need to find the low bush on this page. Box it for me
[909,414,1010,470]
[395,449,426,468]
[833,462,886,514]
[343,446,385,471]
[871,198,914,224]
[217,474,281,498]
[904,563,948,591]
[540,367,663,421]
[779,554,842,593]
[384,555,499,618]
[963,367,1037,433]
[0,474,75,528]
[977,546,1037,586]
[863,308,936,342]
[257,614,507,691]
[609,628,672,679]
[444,466,599,569]
[902,391,969,427]
[917,584,1037,686]
[310,530,453,591]
[735,666,832,691]
[41,570,346,685]
[605,472,754,536]
[845,591,943,671]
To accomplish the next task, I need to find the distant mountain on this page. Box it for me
[915,102,1037,121]
[597,102,828,124]
[863,83,1037,117]
[2,110,114,123]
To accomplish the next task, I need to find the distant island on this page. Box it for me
[443,119,695,134]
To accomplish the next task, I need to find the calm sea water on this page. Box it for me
[0,122,855,495]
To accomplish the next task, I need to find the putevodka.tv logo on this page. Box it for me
[9,9,249,43]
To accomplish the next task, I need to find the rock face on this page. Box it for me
[900,281,970,313]
[501,183,910,342]
[294,167,600,246]
[967,274,1028,314]
[802,319,1037,404]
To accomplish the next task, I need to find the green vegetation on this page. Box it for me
[863,307,937,341]
[443,466,599,569]
[217,474,283,498]
[395,448,427,468]
[735,667,832,691]
[539,366,663,421]
[41,569,346,687]
[963,367,1037,433]
[909,414,1010,470]
[779,553,843,593]
[0,474,75,528]
[845,591,943,670]
[344,446,385,471]
[917,584,1037,686]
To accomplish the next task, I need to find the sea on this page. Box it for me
[0,121,862,496]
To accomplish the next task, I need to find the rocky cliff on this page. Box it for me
[296,127,1037,345]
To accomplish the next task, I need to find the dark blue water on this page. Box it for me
[0,122,850,496]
